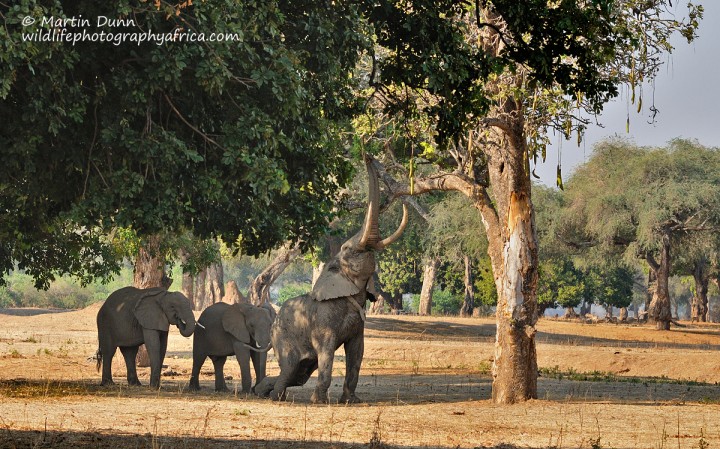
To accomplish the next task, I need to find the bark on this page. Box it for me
[367,272,386,315]
[619,307,628,322]
[647,233,672,330]
[192,263,223,311]
[133,235,165,289]
[579,300,591,316]
[692,259,709,323]
[419,257,439,316]
[248,242,301,306]
[193,269,207,311]
[223,280,245,304]
[645,269,656,319]
[460,255,474,317]
[564,307,578,318]
[386,291,404,314]
[132,235,167,368]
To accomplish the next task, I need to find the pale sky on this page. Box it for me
[534,1,720,186]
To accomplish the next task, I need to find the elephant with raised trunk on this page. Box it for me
[189,302,276,393]
[96,287,196,388]
[256,154,408,404]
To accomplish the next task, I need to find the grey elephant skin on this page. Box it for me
[96,287,196,388]
[189,302,275,393]
[256,154,407,404]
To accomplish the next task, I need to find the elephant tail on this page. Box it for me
[95,348,102,372]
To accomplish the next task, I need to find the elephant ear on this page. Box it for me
[311,261,360,301]
[133,290,170,332]
[222,304,251,344]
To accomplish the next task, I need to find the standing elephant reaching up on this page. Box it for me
[96,287,197,388]
[256,154,408,404]
[189,302,276,393]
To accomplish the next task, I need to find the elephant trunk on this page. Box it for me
[358,154,381,249]
[177,313,196,337]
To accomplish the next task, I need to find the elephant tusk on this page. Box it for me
[180,319,186,325]
[243,343,272,353]
[256,341,262,348]
[196,322,206,329]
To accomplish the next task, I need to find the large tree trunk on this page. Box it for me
[367,272,386,315]
[644,268,656,321]
[193,263,224,311]
[133,235,165,289]
[692,259,709,323]
[460,255,474,317]
[248,242,301,306]
[223,280,245,304]
[488,189,539,404]
[133,235,167,368]
[647,233,672,330]
[419,257,439,316]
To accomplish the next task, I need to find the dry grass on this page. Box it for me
[1,307,720,448]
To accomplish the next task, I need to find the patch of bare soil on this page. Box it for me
[1,307,719,448]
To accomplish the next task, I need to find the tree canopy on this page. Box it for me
[1,0,369,287]
[562,139,720,328]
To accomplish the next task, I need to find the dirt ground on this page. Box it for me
[1,305,720,449]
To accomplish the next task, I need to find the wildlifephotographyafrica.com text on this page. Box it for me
[20,15,241,46]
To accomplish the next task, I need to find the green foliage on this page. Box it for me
[474,256,497,306]
[588,263,635,310]
[565,140,720,269]
[275,283,311,306]
[0,268,133,309]
[430,289,463,315]
[1,0,370,288]
[538,258,588,310]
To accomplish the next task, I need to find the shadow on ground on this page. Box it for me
[0,308,72,316]
[0,429,587,449]
[365,317,495,341]
[2,372,719,406]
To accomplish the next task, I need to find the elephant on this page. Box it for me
[189,302,276,393]
[256,154,408,404]
[96,286,197,388]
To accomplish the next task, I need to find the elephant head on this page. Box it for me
[133,289,196,337]
[222,302,274,352]
[312,154,408,301]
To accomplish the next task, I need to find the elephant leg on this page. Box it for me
[233,344,253,394]
[143,329,164,389]
[270,350,300,401]
[340,333,364,404]
[189,351,206,391]
[254,375,276,398]
[119,346,141,386]
[250,350,267,389]
[310,350,335,404]
[100,345,117,386]
[210,356,229,392]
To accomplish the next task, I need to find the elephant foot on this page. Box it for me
[339,393,363,404]
[100,379,115,386]
[215,386,230,393]
[272,389,288,402]
[254,377,275,398]
[128,379,142,387]
[188,381,201,391]
[310,390,329,404]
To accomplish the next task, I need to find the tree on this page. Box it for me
[358,0,701,402]
[1,0,369,287]
[564,140,720,330]
[537,257,587,317]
